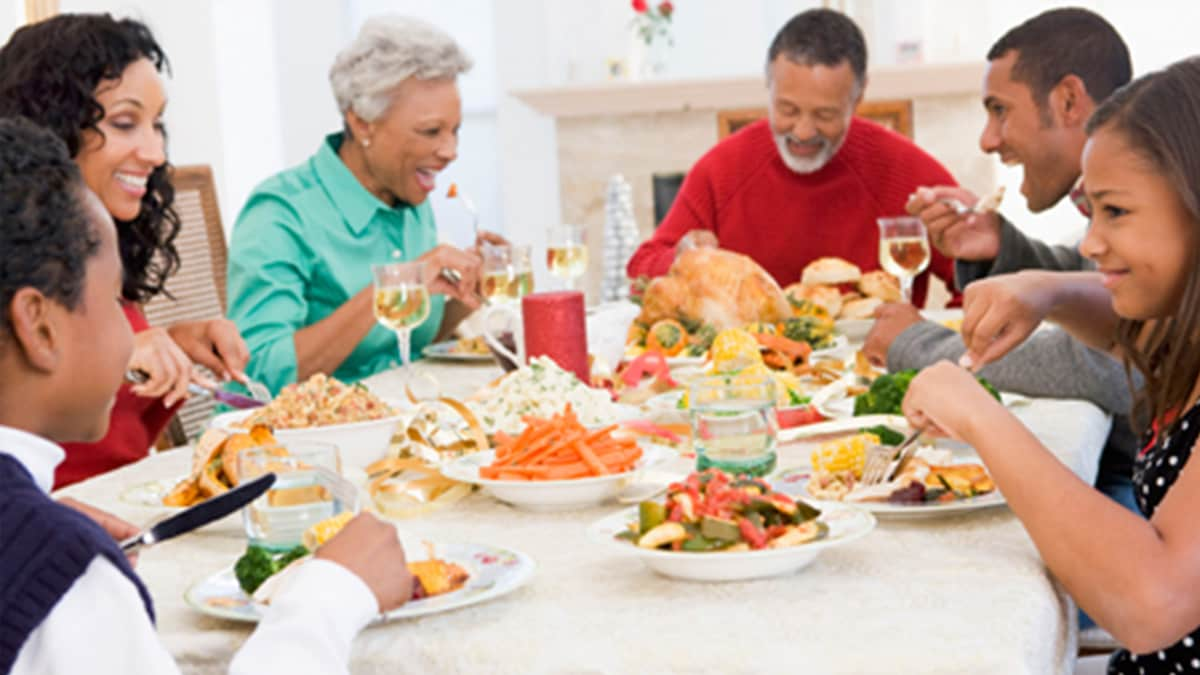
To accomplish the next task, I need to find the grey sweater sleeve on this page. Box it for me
[887,321,1133,416]
[954,215,1091,290]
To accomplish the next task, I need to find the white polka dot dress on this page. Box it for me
[1108,405,1200,674]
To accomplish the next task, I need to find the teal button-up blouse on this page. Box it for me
[227,133,444,393]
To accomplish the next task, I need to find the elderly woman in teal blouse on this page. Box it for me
[228,16,497,393]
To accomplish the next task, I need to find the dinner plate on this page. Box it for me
[421,340,495,363]
[771,456,1007,520]
[185,540,535,624]
[442,443,672,511]
[589,501,875,582]
[119,475,188,509]
[834,318,873,343]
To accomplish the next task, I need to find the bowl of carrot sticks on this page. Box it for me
[441,405,671,510]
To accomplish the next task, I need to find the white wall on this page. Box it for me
[7,0,1200,256]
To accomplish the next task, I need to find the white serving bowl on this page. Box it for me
[589,501,875,582]
[209,399,408,470]
[442,443,671,511]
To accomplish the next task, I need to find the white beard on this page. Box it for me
[773,131,845,174]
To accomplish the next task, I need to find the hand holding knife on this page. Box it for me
[120,473,276,553]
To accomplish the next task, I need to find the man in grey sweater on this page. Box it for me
[862,8,1139,512]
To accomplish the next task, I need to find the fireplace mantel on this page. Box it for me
[512,62,984,118]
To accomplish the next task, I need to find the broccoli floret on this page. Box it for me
[860,424,906,445]
[853,369,917,415]
[234,544,311,595]
[686,323,718,356]
[780,317,834,348]
[853,369,1001,415]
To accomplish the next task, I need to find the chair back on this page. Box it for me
[141,165,228,446]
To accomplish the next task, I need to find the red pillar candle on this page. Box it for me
[521,291,589,383]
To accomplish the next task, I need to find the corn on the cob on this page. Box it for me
[811,433,880,479]
[302,510,354,550]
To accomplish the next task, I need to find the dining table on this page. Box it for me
[58,349,1113,674]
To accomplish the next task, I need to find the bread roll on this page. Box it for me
[801,257,862,286]
[858,270,902,302]
[840,296,883,320]
[784,283,843,318]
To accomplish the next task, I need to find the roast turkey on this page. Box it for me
[637,248,792,329]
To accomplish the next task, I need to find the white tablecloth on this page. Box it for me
[59,359,1111,674]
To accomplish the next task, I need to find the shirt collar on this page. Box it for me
[313,132,393,236]
[0,425,65,493]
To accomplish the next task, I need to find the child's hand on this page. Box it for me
[59,497,141,566]
[901,361,1006,444]
[315,512,413,612]
[959,271,1058,371]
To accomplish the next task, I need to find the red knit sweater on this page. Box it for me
[56,304,179,488]
[626,118,960,307]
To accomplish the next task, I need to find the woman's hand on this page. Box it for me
[419,244,483,310]
[167,318,250,383]
[958,271,1059,371]
[901,360,1006,444]
[128,327,198,406]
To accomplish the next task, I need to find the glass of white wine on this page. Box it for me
[546,224,588,291]
[481,243,534,305]
[372,260,431,366]
[876,216,931,303]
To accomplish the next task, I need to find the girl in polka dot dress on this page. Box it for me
[900,56,1200,675]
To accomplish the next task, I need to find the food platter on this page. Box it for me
[422,340,495,363]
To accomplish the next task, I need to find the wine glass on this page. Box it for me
[372,260,431,366]
[481,243,534,306]
[546,224,589,291]
[876,216,931,303]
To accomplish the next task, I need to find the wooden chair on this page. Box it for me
[141,165,228,448]
[716,99,914,139]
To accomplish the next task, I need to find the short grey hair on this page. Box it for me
[329,15,473,123]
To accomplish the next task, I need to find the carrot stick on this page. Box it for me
[576,441,609,476]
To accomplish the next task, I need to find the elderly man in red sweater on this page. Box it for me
[626,9,957,307]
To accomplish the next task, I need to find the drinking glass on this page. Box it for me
[372,260,431,365]
[877,216,931,303]
[546,224,588,291]
[239,442,353,551]
[481,243,534,306]
[688,374,778,477]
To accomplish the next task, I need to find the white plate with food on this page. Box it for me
[774,434,1007,519]
[185,540,534,624]
[590,500,875,582]
[119,475,189,509]
[421,339,495,363]
[443,443,672,511]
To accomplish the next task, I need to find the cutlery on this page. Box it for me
[125,369,264,409]
[860,426,924,486]
[119,473,276,553]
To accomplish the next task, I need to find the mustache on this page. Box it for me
[782,133,830,148]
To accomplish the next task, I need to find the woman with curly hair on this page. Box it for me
[0,13,249,487]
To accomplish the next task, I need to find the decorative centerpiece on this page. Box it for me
[628,0,674,80]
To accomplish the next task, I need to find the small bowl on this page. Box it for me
[210,399,409,470]
[588,502,875,582]
[441,443,670,511]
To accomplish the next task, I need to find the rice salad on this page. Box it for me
[468,356,619,434]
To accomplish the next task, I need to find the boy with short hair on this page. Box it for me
[0,116,410,674]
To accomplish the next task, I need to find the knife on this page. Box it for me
[119,473,276,553]
[124,369,264,409]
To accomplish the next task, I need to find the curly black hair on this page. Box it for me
[0,117,101,343]
[0,13,179,304]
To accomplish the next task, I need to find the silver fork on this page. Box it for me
[860,427,925,486]
[245,379,272,403]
